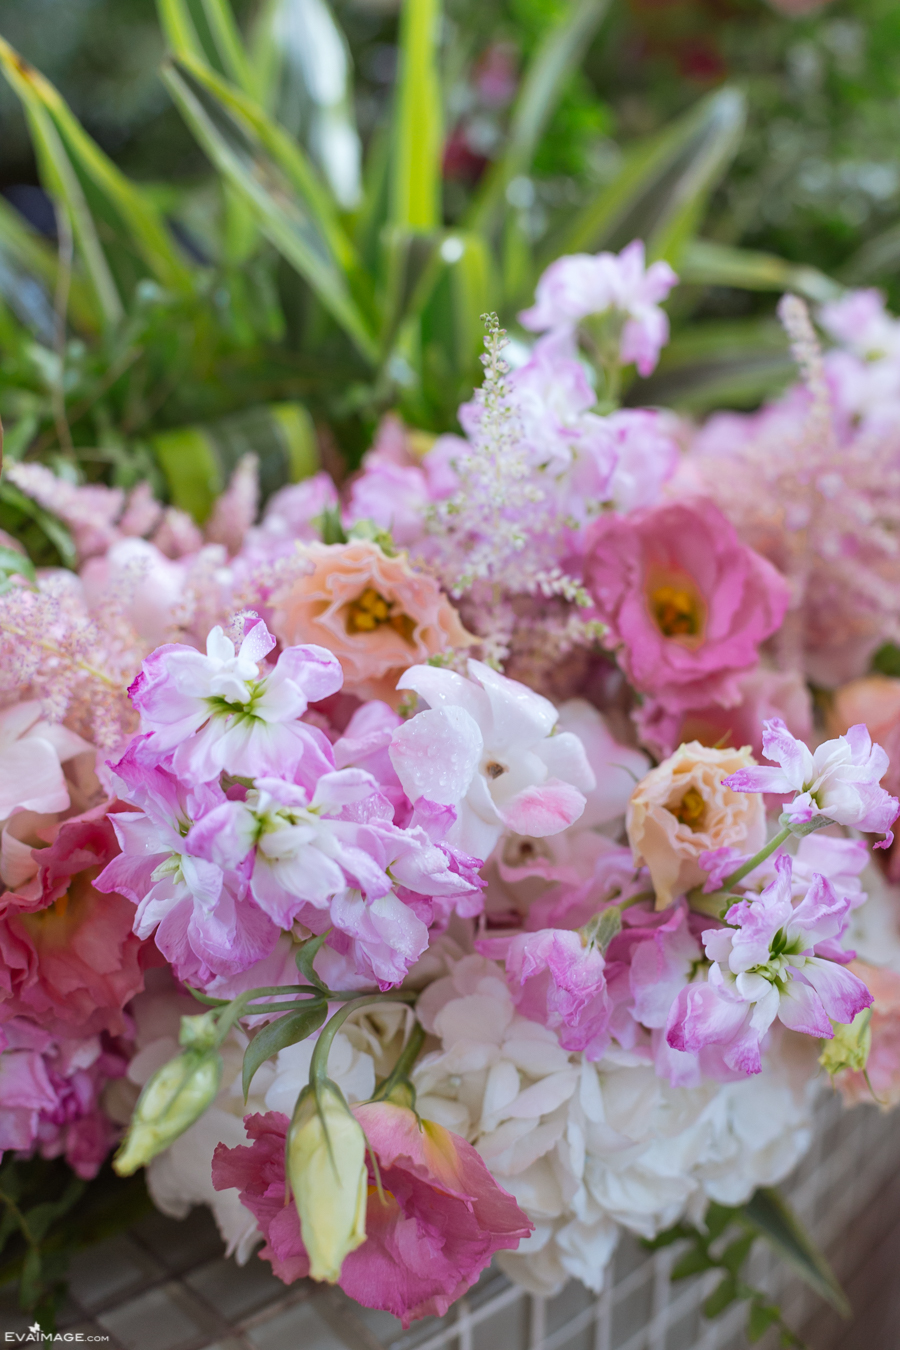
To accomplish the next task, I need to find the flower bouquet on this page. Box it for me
[3,243,900,1340]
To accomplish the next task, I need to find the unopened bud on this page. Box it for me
[114,1049,222,1175]
[288,1081,367,1282]
[179,1010,220,1051]
[819,1008,872,1077]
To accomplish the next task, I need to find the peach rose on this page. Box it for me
[269,541,472,706]
[626,742,766,909]
[835,962,900,1110]
[828,675,900,797]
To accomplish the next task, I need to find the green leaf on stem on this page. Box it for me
[740,1187,850,1317]
[295,931,331,992]
[703,1273,738,1319]
[242,1002,328,1100]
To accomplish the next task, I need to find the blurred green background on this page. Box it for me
[0,0,898,563]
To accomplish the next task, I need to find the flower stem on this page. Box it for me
[720,825,793,891]
[371,1020,426,1103]
[310,995,414,1089]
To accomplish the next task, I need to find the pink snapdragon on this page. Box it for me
[519,240,678,376]
[666,857,873,1076]
[723,718,899,846]
[390,659,595,861]
[212,1104,531,1326]
[128,620,341,782]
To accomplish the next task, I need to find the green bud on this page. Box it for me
[288,1080,367,1282]
[819,1009,872,1077]
[114,1049,222,1175]
[179,1010,220,1051]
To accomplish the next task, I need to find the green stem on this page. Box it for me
[720,825,793,891]
[371,1020,426,1103]
[309,995,414,1089]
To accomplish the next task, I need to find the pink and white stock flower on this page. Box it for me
[389,659,595,861]
[724,718,899,847]
[518,240,678,376]
[128,621,341,783]
[667,856,873,1076]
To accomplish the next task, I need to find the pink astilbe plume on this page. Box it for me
[684,294,900,685]
[0,573,143,747]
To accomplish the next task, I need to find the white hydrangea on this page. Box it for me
[413,955,821,1297]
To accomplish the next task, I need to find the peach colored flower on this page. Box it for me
[270,541,472,705]
[626,742,766,909]
[828,675,900,797]
[835,962,900,1110]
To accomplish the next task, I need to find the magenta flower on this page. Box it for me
[666,856,873,1076]
[518,240,678,376]
[128,620,341,783]
[583,498,791,736]
[212,1104,531,1327]
[724,718,899,847]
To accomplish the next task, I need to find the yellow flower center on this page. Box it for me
[345,588,416,644]
[673,786,707,831]
[651,585,701,638]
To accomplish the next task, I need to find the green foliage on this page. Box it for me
[643,1186,850,1347]
[0,1156,153,1333]
[0,0,837,507]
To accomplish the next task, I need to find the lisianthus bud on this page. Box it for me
[114,1049,222,1175]
[819,1009,872,1077]
[288,1081,367,1283]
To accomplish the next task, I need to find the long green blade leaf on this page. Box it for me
[242,1003,327,1100]
[156,0,207,60]
[637,317,793,412]
[740,1187,851,1318]
[391,0,443,230]
[0,197,99,335]
[468,0,611,237]
[0,46,123,328]
[162,55,378,362]
[680,240,841,303]
[0,37,191,295]
[549,87,745,266]
[200,0,256,91]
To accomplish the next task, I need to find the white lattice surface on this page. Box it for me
[2,1093,895,1350]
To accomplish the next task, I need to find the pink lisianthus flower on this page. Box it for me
[95,740,278,985]
[519,240,678,376]
[129,620,342,783]
[481,928,611,1059]
[0,814,148,1036]
[0,1017,126,1177]
[0,700,91,823]
[212,1104,531,1327]
[583,498,791,742]
[666,856,873,1076]
[723,717,899,847]
[389,659,595,862]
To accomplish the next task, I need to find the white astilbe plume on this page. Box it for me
[427,317,586,605]
[686,293,900,684]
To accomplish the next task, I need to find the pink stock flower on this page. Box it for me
[666,856,872,1076]
[583,498,791,742]
[723,718,899,847]
[96,741,278,985]
[0,814,148,1035]
[390,659,595,862]
[212,1104,531,1326]
[344,415,453,548]
[129,620,341,783]
[0,1017,125,1177]
[270,541,473,707]
[519,241,678,376]
[828,675,900,798]
[185,773,478,989]
[485,928,611,1059]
